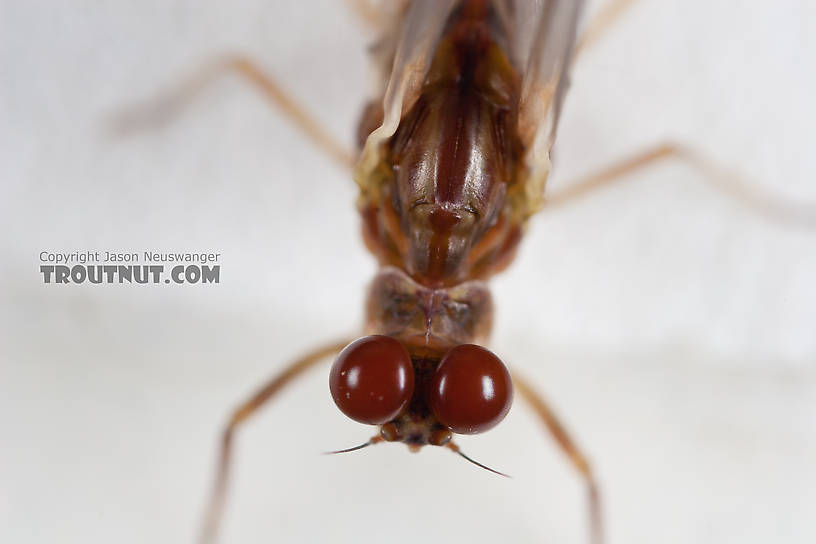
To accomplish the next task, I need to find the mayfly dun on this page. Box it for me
[112,1,815,543]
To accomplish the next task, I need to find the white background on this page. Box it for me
[1,1,815,543]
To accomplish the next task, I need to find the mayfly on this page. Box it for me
[114,1,814,543]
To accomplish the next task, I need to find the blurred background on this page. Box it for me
[1,1,814,543]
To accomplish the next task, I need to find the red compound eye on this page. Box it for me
[429,344,513,435]
[329,335,415,425]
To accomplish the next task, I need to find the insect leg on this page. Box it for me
[198,340,350,544]
[344,0,385,29]
[573,0,640,62]
[512,372,603,544]
[111,55,355,169]
[544,142,816,228]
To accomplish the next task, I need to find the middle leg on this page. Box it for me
[111,56,355,169]
[543,142,816,228]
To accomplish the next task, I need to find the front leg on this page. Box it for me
[513,372,604,544]
[198,340,350,544]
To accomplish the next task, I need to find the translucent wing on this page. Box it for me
[355,0,457,185]
[497,0,585,217]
